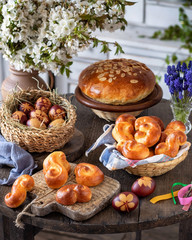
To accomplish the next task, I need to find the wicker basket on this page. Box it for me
[125,142,191,177]
[0,89,76,153]
[92,109,143,121]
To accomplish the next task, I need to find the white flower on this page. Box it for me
[0,0,132,75]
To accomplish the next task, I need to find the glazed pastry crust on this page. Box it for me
[78,59,156,105]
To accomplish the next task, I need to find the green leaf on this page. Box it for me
[65,68,72,78]
[125,1,136,6]
[155,75,162,83]
[60,66,65,75]
[114,42,124,55]
[93,38,99,48]
[165,55,170,65]
[100,42,111,54]
[172,54,178,63]
[66,61,73,67]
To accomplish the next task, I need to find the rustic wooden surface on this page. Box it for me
[35,224,179,240]
[32,128,85,170]
[30,163,120,221]
[0,96,191,239]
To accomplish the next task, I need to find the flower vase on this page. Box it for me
[1,66,54,101]
[170,99,192,134]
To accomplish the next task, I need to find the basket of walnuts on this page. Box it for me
[0,89,76,152]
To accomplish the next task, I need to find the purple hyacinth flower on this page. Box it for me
[172,65,176,73]
[176,61,181,71]
[164,73,169,85]
[186,69,192,83]
[173,71,179,79]
[181,62,187,72]
[166,62,192,104]
[184,80,189,90]
[174,77,183,92]
[169,81,175,94]
[188,85,192,97]
[167,65,172,75]
[188,61,192,70]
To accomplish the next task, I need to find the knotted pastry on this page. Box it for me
[134,117,161,147]
[155,130,187,157]
[121,140,150,160]
[134,116,154,128]
[115,113,136,126]
[112,122,134,143]
[164,120,186,135]
[150,116,165,131]
[43,151,70,189]
[56,184,92,205]
[116,140,126,154]
[4,175,34,208]
[158,131,168,143]
[135,116,161,129]
[159,120,186,143]
[74,163,104,187]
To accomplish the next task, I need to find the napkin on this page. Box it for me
[86,124,190,171]
[0,134,37,185]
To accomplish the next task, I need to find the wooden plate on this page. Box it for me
[75,84,163,113]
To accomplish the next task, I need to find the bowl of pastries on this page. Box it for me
[0,89,76,152]
[75,58,163,121]
[111,113,190,176]
[86,113,191,177]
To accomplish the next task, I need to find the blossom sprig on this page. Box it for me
[164,61,192,104]
[0,0,135,76]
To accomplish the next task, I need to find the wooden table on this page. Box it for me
[0,96,191,240]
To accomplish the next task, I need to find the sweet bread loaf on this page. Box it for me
[121,140,150,160]
[115,114,136,126]
[78,59,156,105]
[134,117,161,147]
[43,151,70,189]
[165,120,186,133]
[4,175,34,208]
[112,122,134,143]
[150,116,165,131]
[112,113,188,160]
[74,163,104,187]
[155,130,187,157]
[56,184,92,205]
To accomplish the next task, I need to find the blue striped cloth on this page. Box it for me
[86,124,190,171]
[0,135,37,185]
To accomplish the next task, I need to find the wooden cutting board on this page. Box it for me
[30,163,121,221]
